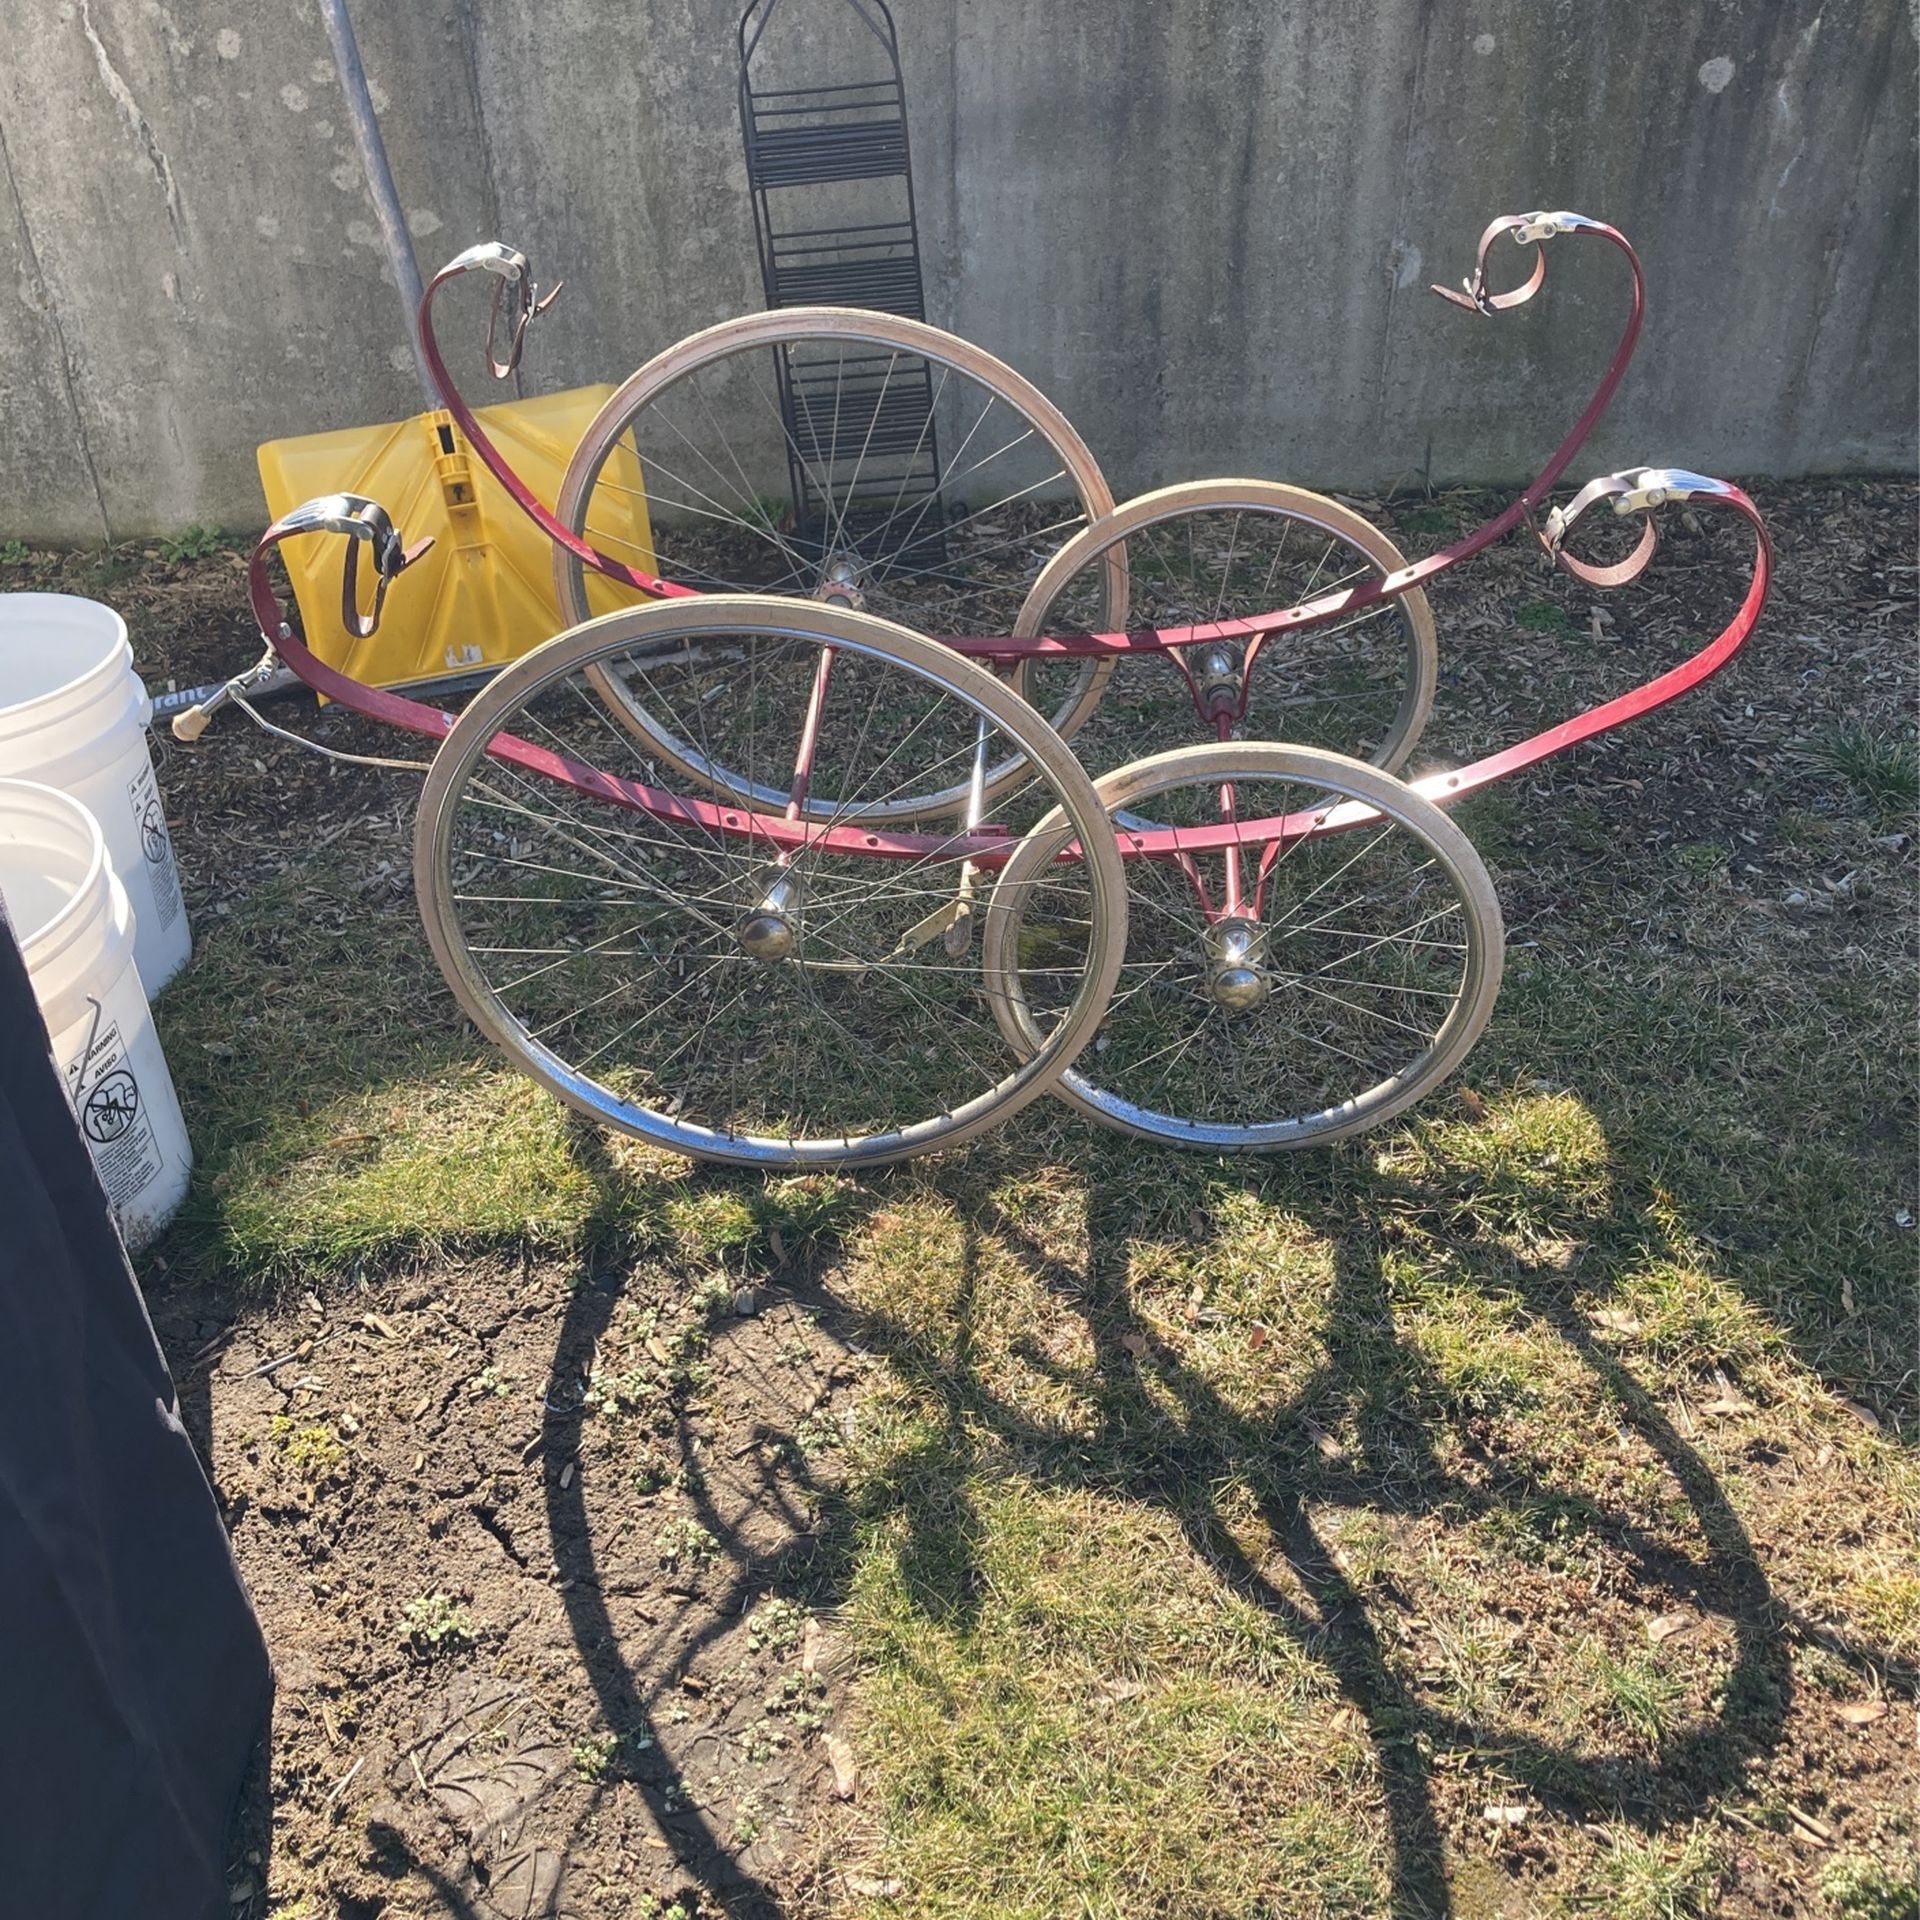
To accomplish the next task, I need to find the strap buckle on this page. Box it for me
[433,243,565,378]
[1539,466,1734,591]
[1510,210,1597,245]
[1545,466,1735,550]
[1608,467,1734,516]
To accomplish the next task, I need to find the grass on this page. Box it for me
[1798,720,1919,826]
[840,1476,1386,1916]
[153,897,1915,1909]
[159,522,224,563]
[1584,1642,1688,1745]
[1819,1855,1920,1920]
[1580,1826,1721,1919]
[798,1057,1912,1913]
[1515,598,1573,633]
[137,486,1915,1916]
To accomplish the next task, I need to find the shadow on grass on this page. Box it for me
[525,1089,1911,1920]
[157,959,1907,1914]
[163,1052,1911,1918]
[813,1154,1779,1917]
[521,1124,884,1920]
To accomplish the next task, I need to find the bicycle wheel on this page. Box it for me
[1010,481,1438,777]
[981,742,1501,1149]
[552,307,1126,819]
[415,596,1127,1168]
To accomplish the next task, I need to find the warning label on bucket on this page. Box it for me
[65,1018,163,1208]
[128,761,183,933]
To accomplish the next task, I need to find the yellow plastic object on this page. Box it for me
[256,385,655,690]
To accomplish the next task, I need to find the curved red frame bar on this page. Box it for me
[416,259,692,604]
[245,537,986,862]
[412,212,1644,660]
[241,208,1762,876]
[244,478,1769,867]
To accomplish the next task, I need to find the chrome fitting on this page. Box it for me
[1455,276,1498,317]
[1511,210,1596,244]
[1191,643,1240,695]
[1189,641,1243,719]
[443,240,533,286]
[1543,466,1734,556]
[1203,915,1270,1013]
[277,492,411,580]
[271,492,431,638]
[815,555,866,611]
[1607,467,1734,516]
[439,241,561,378]
[737,869,804,963]
[169,643,281,742]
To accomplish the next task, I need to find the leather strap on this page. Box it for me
[338,522,436,637]
[486,267,564,381]
[1552,525,1658,590]
[1430,213,1551,314]
[1537,464,1730,592]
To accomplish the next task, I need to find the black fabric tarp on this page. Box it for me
[0,908,270,1915]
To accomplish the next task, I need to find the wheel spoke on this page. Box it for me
[1019,487,1435,779]
[986,744,1499,1149]
[555,310,1119,826]
[422,603,1121,1166]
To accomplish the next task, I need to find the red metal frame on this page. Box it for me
[243,533,992,862]
[412,213,1643,666]
[245,475,1769,879]
[416,251,692,605]
[241,209,1768,888]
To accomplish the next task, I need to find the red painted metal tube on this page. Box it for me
[244,518,1008,864]
[1181,481,1771,861]
[415,253,695,603]
[412,214,1644,654]
[244,471,1766,873]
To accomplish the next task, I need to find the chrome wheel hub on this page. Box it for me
[815,554,866,610]
[1203,914,1270,1012]
[737,869,804,962]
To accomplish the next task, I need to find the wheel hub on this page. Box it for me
[815,554,866,610]
[737,869,803,962]
[1202,914,1270,1012]
[1189,641,1244,724]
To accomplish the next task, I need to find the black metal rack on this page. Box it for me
[738,0,943,560]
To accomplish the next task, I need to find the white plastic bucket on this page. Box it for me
[0,778,192,1252]
[0,595,190,997]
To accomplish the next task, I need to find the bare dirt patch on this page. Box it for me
[154,1256,871,1919]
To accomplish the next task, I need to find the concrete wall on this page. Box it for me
[0,0,1912,540]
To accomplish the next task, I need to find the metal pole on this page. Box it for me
[317,0,435,406]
